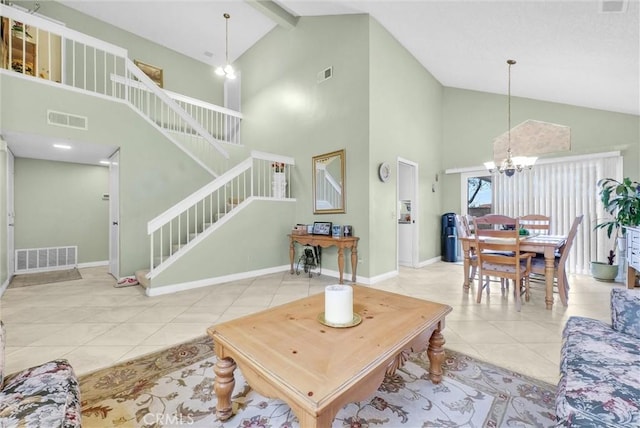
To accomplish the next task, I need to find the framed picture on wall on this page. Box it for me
[312,221,332,236]
[134,60,163,88]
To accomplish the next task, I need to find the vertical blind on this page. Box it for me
[494,153,622,275]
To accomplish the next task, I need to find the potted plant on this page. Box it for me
[592,177,640,281]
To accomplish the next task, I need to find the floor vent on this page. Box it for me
[47,110,88,130]
[15,246,78,273]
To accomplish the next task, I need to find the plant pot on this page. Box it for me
[590,261,619,282]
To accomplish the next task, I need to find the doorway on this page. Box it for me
[7,148,15,278]
[397,158,419,267]
[460,171,493,217]
[108,150,119,279]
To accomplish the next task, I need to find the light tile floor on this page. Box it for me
[0,262,624,384]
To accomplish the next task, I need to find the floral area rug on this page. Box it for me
[79,336,557,427]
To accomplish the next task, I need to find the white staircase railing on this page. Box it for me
[315,169,342,210]
[146,151,295,279]
[0,4,237,176]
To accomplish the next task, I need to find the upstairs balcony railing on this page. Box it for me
[1,4,240,176]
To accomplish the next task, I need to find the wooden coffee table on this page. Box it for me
[207,285,452,427]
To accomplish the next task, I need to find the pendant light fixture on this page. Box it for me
[215,13,236,80]
[484,59,536,177]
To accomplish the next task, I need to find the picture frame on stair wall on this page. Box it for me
[134,59,163,88]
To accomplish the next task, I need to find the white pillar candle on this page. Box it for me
[324,284,353,324]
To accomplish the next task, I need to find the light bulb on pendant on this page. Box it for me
[484,59,537,176]
[215,13,235,79]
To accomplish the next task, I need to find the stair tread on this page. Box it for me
[135,269,150,288]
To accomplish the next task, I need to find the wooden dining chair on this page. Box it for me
[519,214,551,235]
[456,214,479,283]
[473,215,535,311]
[530,215,583,306]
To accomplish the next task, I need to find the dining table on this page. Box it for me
[460,234,567,310]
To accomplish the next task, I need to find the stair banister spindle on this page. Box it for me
[7,19,12,69]
[186,208,190,243]
[102,51,106,92]
[48,31,53,82]
[35,25,39,79]
[83,43,87,90]
[169,220,173,255]
[209,193,213,226]
[159,227,163,266]
[21,24,26,75]
[93,47,97,92]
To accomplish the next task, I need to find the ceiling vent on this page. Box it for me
[317,66,333,83]
[47,110,88,130]
[599,0,628,13]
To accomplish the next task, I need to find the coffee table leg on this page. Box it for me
[214,357,236,421]
[427,328,446,384]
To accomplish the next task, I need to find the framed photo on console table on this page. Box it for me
[312,221,332,236]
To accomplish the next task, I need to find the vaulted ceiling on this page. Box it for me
[57,0,639,116]
[6,0,638,166]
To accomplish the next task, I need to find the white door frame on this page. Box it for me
[108,150,120,279]
[459,169,492,216]
[397,157,419,268]
[7,148,15,278]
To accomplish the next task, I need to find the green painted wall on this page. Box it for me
[236,14,371,277]
[441,87,640,214]
[14,0,224,104]
[14,159,108,263]
[0,74,213,276]
[368,18,444,269]
[0,142,6,285]
[153,201,295,286]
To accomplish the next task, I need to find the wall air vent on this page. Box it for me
[599,0,627,13]
[15,246,78,273]
[317,66,333,83]
[47,110,88,130]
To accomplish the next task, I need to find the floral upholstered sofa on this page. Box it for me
[556,288,640,427]
[0,321,82,427]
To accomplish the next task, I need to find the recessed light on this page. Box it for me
[53,143,72,150]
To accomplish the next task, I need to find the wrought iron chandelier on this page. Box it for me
[215,13,236,80]
[484,59,536,177]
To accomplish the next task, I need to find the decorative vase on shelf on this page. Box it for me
[272,172,287,198]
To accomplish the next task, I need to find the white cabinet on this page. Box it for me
[626,227,640,288]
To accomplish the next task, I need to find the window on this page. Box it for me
[492,152,622,274]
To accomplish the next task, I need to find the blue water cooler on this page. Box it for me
[441,213,458,262]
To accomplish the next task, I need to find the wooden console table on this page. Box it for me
[288,234,359,284]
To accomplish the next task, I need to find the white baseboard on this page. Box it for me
[145,265,383,296]
[146,265,292,296]
[0,276,10,297]
[366,270,399,284]
[418,256,441,268]
[78,260,109,269]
